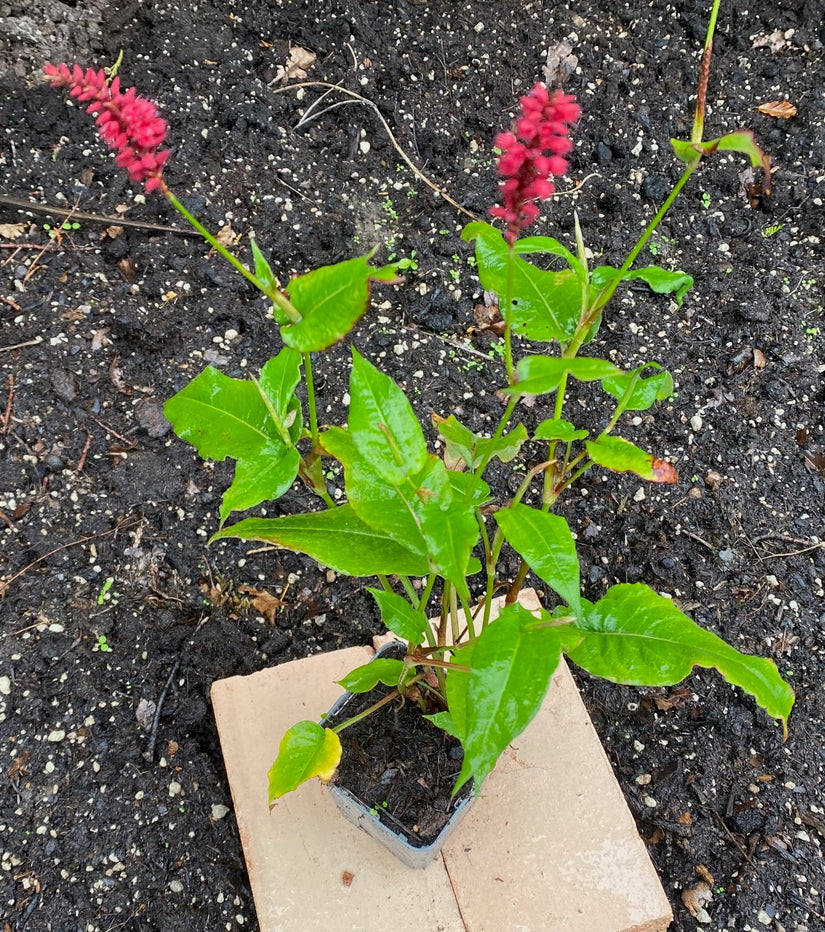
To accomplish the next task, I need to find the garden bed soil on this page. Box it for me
[1,1,823,930]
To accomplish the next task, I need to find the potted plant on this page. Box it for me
[44,0,793,870]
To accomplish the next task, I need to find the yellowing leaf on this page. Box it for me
[756,100,797,119]
[268,721,342,805]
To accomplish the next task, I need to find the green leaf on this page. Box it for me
[671,131,771,191]
[494,503,581,615]
[586,435,678,483]
[590,265,694,307]
[165,366,276,461]
[450,603,581,792]
[281,254,397,352]
[338,658,408,692]
[601,363,674,412]
[513,235,586,281]
[567,584,794,728]
[165,354,302,520]
[368,588,430,644]
[461,222,582,342]
[506,356,622,396]
[268,721,342,804]
[534,418,589,443]
[211,504,431,576]
[415,458,479,603]
[322,427,428,554]
[259,349,302,431]
[349,349,429,484]
[249,236,285,316]
[433,414,528,470]
[220,446,301,524]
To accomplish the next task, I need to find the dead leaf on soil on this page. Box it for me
[0,221,27,240]
[101,225,125,241]
[803,449,825,476]
[471,302,504,335]
[756,100,797,119]
[752,348,766,369]
[237,584,285,622]
[118,257,136,283]
[214,223,238,247]
[90,328,111,351]
[274,46,316,83]
[544,41,578,87]
[136,698,156,731]
[681,881,712,922]
[109,356,132,395]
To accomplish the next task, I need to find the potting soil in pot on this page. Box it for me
[324,643,472,848]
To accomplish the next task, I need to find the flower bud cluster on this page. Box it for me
[44,64,170,192]
[490,83,580,243]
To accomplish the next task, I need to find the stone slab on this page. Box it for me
[212,592,673,932]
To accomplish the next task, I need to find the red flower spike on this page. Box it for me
[491,83,581,243]
[44,63,170,194]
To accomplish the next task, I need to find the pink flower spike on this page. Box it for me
[44,62,170,195]
[490,82,581,243]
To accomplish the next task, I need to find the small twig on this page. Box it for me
[679,528,716,552]
[763,542,824,559]
[90,415,136,445]
[0,336,43,353]
[0,193,196,235]
[144,657,182,762]
[270,80,481,221]
[1,374,13,434]
[76,430,93,472]
[0,516,140,600]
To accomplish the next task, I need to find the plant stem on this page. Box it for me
[330,688,403,734]
[163,188,301,323]
[303,352,320,449]
[502,244,517,382]
[692,0,722,143]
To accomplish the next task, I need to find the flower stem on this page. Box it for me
[163,187,301,323]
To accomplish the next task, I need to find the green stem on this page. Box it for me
[163,188,301,323]
[303,353,320,449]
[330,688,402,734]
[397,574,420,608]
[502,245,517,382]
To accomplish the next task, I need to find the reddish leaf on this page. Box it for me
[651,458,678,484]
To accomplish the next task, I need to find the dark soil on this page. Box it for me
[325,642,471,849]
[1,1,823,930]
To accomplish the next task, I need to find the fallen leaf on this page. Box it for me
[274,46,317,83]
[756,100,797,119]
[681,881,713,922]
[136,698,156,731]
[109,356,132,395]
[752,348,766,369]
[238,584,284,622]
[118,257,136,283]
[803,450,825,476]
[696,864,715,886]
[214,223,237,247]
[0,222,27,239]
[341,871,355,887]
[544,41,578,87]
[651,459,678,483]
[90,328,111,351]
[102,225,125,241]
